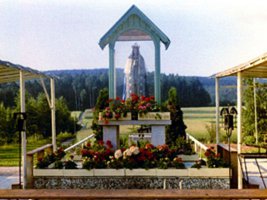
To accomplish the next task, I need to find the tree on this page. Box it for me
[91,88,109,140]
[165,87,187,146]
[243,78,267,143]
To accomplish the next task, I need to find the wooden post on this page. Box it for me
[51,78,56,151]
[237,72,243,189]
[154,38,161,104]
[215,77,220,144]
[253,78,258,144]
[26,154,33,189]
[109,43,115,99]
[20,70,27,189]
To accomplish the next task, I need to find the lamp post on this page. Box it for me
[220,106,237,187]
[13,112,27,189]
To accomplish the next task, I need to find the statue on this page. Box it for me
[123,44,147,99]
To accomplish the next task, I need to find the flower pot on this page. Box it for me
[131,111,138,120]
[138,112,170,120]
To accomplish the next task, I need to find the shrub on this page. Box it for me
[243,135,256,145]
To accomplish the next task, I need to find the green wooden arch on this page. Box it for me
[99,5,170,104]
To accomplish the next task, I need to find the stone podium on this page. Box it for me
[98,120,171,149]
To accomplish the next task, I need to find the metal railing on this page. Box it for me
[64,134,95,152]
[186,133,208,155]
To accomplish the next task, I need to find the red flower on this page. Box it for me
[145,143,154,149]
[86,142,91,147]
[106,140,113,149]
[98,140,104,146]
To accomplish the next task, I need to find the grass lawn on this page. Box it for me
[0,138,50,166]
[182,107,237,143]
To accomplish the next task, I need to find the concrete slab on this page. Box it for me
[0,167,19,189]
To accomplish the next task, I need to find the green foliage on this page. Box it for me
[242,78,267,143]
[0,103,16,144]
[243,135,256,145]
[64,160,77,169]
[165,87,187,146]
[91,88,109,140]
[56,132,76,143]
[205,122,216,143]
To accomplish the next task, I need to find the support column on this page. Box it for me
[253,78,258,144]
[154,39,161,104]
[237,72,243,189]
[51,78,57,151]
[109,43,115,99]
[20,71,27,189]
[215,77,220,144]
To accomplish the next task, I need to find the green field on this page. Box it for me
[0,137,50,166]
[183,107,237,143]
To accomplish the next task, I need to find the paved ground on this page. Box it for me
[242,158,267,189]
[0,167,19,189]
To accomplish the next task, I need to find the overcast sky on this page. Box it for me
[1,0,267,76]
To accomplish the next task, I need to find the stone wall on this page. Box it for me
[34,176,229,189]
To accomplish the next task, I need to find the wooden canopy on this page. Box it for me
[0,59,56,189]
[214,52,267,78]
[0,59,53,83]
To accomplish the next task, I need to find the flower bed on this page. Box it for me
[33,142,230,189]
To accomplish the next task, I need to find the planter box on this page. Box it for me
[138,112,170,120]
[34,167,230,178]
[188,168,230,177]
[94,169,125,176]
[125,169,156,176]
[179,154,199,162]
[99,112,131,121]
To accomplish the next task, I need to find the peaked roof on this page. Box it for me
[0,59,53,84]
[99,5,170,50]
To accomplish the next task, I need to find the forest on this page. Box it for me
[0,69,212,111]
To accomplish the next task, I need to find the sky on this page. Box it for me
[0,0,267,76]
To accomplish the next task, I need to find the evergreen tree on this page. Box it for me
[165,87,187,146]
[91,88,109,140]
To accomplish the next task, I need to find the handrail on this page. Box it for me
[64,134,95,152]
[26,144,53,189]
[1,189,267,199]
[186,132,208,152]
[27,144,53,155]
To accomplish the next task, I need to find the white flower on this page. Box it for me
[123,149,132,158]
[114,149,122,159]
[129,146,140,155]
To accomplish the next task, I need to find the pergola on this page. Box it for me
[214,52,267,189]
[99,5,170,104]
[0,59,56,188]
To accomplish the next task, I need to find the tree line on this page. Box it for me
[0,69,211,111]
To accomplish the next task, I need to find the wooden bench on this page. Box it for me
[1,189,267,199]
